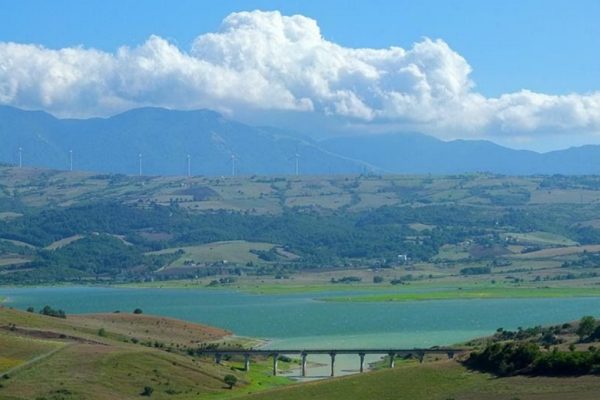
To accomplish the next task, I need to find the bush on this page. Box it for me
[577,316,596,340]
[330,276,361,284]
[223,374,237,389]
[98,328,107,337]
[39,305,66,319]
[588,326,600,341]
[460,266,491,275]
[133,308,143,314]
[468,341,600,376]
[141,386,154,396]
[373,276,384,283]
[534,348,600,375]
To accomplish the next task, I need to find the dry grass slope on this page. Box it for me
[0,307,264,400]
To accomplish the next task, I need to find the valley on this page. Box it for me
[3,167,600,398]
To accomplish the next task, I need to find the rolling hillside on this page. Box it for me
[0,307,258,400]
[3,167,600,287]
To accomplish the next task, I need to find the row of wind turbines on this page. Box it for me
[14,147,302,177]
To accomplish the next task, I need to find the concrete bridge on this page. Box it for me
[198,348,466,377]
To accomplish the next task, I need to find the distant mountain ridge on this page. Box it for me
[0,106,367,176]
[2,105,600,175]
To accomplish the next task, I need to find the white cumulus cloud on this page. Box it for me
[0,10,599,142]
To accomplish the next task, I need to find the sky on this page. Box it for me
[0,0,599,151]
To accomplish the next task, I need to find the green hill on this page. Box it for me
[0,307,288,400]
[3,167,600,288]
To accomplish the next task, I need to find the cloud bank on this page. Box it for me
[0,10,599,141]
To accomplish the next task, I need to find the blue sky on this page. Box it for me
[2,0,598,97]
[0,1,599,150]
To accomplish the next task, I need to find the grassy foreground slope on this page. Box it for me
[0,307,288,400]
[240,361,600,400]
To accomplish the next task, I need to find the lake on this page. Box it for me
[2,286,599,349]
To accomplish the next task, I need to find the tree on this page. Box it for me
[223,374,237,389]
[577,316,596,340]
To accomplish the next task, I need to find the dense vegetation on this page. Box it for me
[0,201,500,282]
[467,317,600,376]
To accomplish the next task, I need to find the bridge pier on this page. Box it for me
[244,354,250,372]
[388,352,395,368]
[359,352,366,373]
[330,352,336,377]
[214,353,222,365]
[301,352,308,377]
[272,353,279,376]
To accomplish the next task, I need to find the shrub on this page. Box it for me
[39,305,66,319]
[577,316,596,340]
[133,308,143,314]
[460,266,491,275]
[467,342,540,376]
[224,374,237,389]
[534,349,600,375]
[141,386,154,396]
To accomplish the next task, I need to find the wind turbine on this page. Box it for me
[294,151,300,176]
[18,147,22,168]
[288,146,300,176]
[187,154,191,177]
[138,153,143,176]
[230,153,237,177]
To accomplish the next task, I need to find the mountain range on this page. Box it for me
[2,105,600,176]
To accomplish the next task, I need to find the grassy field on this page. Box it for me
[0,307,293,400]
[504,231,579,246]
[70,313,230,346]
[4,166,600,214]
[0,256,31,266]
[237,361,600,400]
[3,302,600,399]
[44,234,85,250]
[0,333,64,371]
[511,244,600,259]
[150,241,281,267]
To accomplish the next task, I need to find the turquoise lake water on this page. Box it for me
[1,286,599,350]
